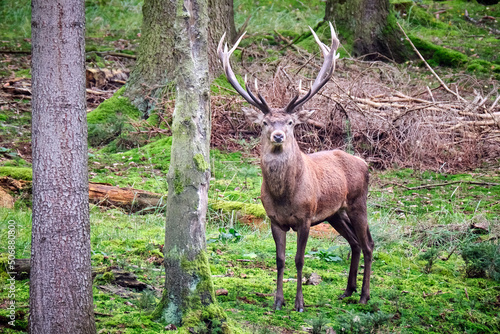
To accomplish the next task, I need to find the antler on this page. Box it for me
[285,22,340,113]
[217,32,271,114]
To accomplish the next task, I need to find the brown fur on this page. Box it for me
[247,108,374,311]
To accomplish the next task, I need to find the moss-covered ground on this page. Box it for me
[1,156,499,333]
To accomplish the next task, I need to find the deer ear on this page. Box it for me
[293,109,315,124]
[242,107,265,124]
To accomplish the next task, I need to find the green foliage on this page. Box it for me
[461,241,500,280]
[335,310,394,334]
[308,246,343,263]
[418,247,440,273]
[309,313,328,334]
[208,227,243,244]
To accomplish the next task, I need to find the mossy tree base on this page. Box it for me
[325,0,409,62]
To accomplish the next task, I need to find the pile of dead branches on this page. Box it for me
[210,37,500,171]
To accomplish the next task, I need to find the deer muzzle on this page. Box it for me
[271,130,286,144]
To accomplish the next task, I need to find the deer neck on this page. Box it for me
[260,139,304,199]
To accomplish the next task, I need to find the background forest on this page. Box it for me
[1,0,500,333]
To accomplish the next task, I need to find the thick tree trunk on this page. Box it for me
[30,0,95,333]
[151,0,228,330]
[124,0,235,117]
[324,0,407,62]
[207,0,237,79]
[123,0,176,117]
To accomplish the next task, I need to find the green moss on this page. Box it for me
[193,153,209,172]
[174,169,184,195]
[14,68,31,78]
[0,166,32,180]
[152,250,230,332]
[110,136,173,171]
[209,200,266,218]
[87,87,141,147]
[211,73,245,95]
[409,35,468,67]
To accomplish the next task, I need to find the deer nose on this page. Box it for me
[271,131,285,143]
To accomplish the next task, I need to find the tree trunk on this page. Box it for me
[151,0,228,331]
[123,0,176,117]
[124,0,236,118]
[207,0,237,79]
[30,0,95,333]
[324,0,408,62]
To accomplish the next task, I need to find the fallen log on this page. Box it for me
[5,258,150,291]
[88,182,166,213]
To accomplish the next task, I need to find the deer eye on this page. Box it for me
[288,120,293,126]
[262,121,268,126]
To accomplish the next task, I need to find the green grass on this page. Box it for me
[0,0,142,50]
[234,0,325,35]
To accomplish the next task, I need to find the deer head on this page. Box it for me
[217,23,340,150]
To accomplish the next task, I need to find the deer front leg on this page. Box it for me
[271,223,286,310]
[294,223,310,312]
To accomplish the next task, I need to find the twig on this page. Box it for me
[464,10,500,35]
[426,86,435,102]
[441,243,460,261]
[404,181,500,190]
[0,49,31,55]
[90,51,137,59]
[396,22,466,102]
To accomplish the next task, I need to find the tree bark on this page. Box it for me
[151,0,227,330]
[124,0,236,118]
[123,0,176,117]
[207,0,237,79]
[30,0,96,333]
[324,0,408,62]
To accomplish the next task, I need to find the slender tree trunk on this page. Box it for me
[124,0,236,117]
[151,0,227,330]
[324,0,408,62]
[30,1,95,333]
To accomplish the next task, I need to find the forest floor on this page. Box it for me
[1,0,500,333]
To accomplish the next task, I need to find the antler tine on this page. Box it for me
[285,22,340,113]
[217,32,270,114]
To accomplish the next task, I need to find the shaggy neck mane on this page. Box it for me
[260,140,304,199]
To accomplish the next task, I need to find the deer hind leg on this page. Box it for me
[294,222,311,312]
[346,201,374,304]
[327,211,361,299]
[271,223,287,310]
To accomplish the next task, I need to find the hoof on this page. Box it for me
[273,299,285,311]
[339,288,356,300]
[359,295,370,304]
[294,299,304,312]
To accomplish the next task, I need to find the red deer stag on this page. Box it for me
[218,23,374,311]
